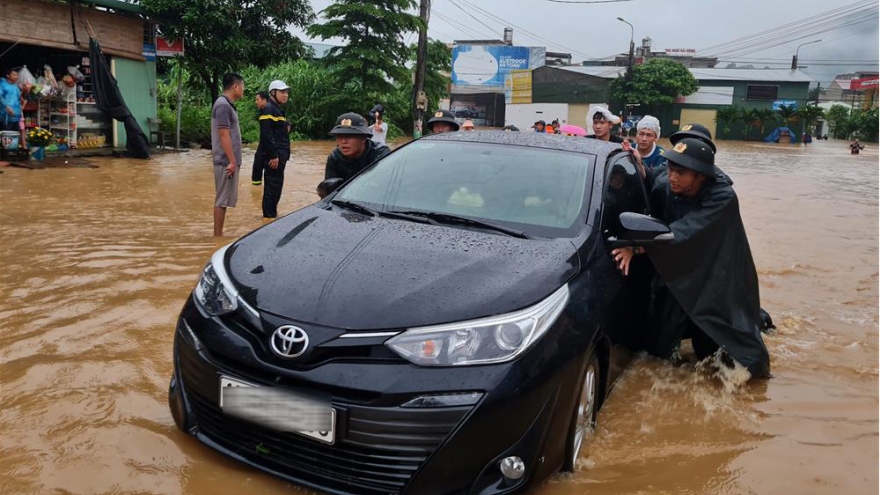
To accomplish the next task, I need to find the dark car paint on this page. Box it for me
[227,208,580,330]
[169,133,651,495]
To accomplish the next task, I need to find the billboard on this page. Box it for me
[851,76,878,91]
[157,37,185,57]
[772,100,798,111]
[505,70,532,104]
[451,45,545,91]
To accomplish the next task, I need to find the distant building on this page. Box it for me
[582,37,718,68]
[531,65,812,139]
[823,71,879,108]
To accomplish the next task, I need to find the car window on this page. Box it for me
[336,140,595,237]
[600,152,649,239]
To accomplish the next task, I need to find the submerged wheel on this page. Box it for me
[562,353,600,472]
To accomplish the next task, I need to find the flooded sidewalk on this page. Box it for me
[0,138,877,495]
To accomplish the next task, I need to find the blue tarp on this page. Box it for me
[764,127,798,144]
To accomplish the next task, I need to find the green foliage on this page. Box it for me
[307,0,422,111]
[839,107,879,141]
[736,106,759,139]
[798,105,824,133]
[611,59,699,107]
[142,0,314,102]
[825,104,850,138]
[157,105,212,145]
[775,104,799,126]
[421,39,452,113]
[752,108,777,135]
[714,106,738,138]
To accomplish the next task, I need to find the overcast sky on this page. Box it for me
[293,0,879,85]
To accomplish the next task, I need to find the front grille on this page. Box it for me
[178,339,471,495]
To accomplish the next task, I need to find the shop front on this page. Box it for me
[0,0,155,157]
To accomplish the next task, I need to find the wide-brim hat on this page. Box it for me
[670,123,716,152]
[329,112,372,136]
[427,110,460,131]
[661,137,716,176]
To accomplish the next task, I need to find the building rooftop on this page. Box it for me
[552,66,813,82]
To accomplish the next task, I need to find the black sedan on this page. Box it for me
[168,132,671,495]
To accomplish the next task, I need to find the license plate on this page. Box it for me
[219,375,336,444]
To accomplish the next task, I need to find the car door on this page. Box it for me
[599,152,654,353]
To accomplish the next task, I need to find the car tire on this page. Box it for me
[561,352,600,472]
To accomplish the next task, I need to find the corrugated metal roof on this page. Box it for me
[553,65,813,82]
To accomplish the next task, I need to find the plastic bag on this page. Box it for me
[18,65,36,87]
[67,66,85,83]
[43,65,58,89]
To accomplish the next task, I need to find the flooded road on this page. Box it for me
[1,138,876,495]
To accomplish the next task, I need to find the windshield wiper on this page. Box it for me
[330,199,376,217]
[388,210,530,239]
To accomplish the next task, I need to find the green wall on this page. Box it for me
[113,58,157,147]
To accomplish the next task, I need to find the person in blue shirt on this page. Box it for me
[635,115,665,168]
[1,67,22,132]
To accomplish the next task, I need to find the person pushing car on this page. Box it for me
[612,126,771,378]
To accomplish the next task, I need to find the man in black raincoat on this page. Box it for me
[612,132,771,378]
[317,112,390,198]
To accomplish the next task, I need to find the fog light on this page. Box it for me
[499,456,525,480]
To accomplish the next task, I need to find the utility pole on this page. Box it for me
[412,0,430,139]
[792,39,821,70]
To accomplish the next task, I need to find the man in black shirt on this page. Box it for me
[318,112,390,198]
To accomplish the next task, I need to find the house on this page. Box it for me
[529,65,812,139]
[0,0,157,149]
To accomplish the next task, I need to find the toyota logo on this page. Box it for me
[270,326,309,358]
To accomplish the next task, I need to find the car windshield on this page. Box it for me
[335,140,594,237]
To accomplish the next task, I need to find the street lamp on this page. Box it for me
[791,39,821,70]
[617,17,635,74]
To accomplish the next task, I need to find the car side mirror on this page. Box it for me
[316,178,345,199]
[607,212,673,247]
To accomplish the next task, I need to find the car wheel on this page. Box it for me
[561,352,599,472]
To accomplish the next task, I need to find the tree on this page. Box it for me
[308,0,422,110]
[714,106,738,138]
[808,85,822,102]
[753,108,777,137]
[798,105,824,135]
[420,39,452,112]
[611,59,699,109]
[825,104,850,138]
[737,107,759,140]
[142,0,314,102]
[775,104,799,127]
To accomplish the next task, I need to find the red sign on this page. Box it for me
[156,37,184,57]
[851,76,879,90]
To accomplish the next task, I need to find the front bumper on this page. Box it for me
[169,299,588,495]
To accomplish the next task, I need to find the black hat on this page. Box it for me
[503,125,520,132]
[370,104,385,116]
[329,112,372,137]
[661,137,716,176]
[427,110,460,131]
[670,123,716,152]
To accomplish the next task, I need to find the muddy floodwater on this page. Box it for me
[1,138,877,495]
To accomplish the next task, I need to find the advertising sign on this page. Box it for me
[850,76,878,91]
[452,45,529,88]
[505,70,532,104]
[157,37,185,57]
[142,43,156,61]
[772,100,798,111]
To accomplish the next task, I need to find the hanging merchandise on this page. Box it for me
[67,66,86,83]
[19,65,36,88]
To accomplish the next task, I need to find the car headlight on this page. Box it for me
[386,285,569,366]
[193,244,239,316]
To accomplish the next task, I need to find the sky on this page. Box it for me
[292,0,879,86]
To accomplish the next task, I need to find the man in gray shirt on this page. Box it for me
[211,73,244,236]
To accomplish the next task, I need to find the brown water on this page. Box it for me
[1,138,877,495]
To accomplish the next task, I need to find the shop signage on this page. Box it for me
[142,43,157,61]
[157,38,185,57]
[850,76,878,91]
[772,100,798,111]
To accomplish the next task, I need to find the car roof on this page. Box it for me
[421,130,622,157]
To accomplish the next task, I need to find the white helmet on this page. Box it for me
[268,80,290,92]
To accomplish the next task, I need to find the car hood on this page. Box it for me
[227,206,579,330]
